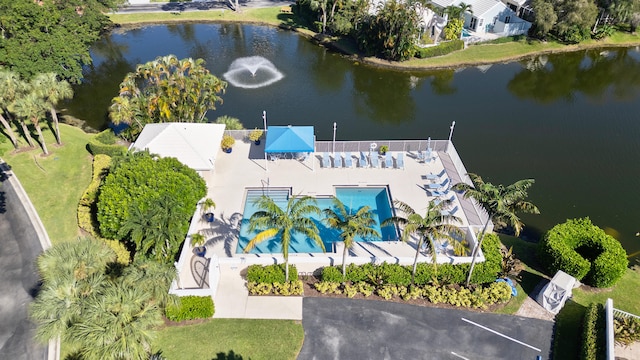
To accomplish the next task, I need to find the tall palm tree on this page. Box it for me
[452,173,540,287]
[244,195,324,281]
[382,199,463,285]
[323,197,380,277]
[0,70,21,149]
[12,90,50,155]
[33,73,74,145]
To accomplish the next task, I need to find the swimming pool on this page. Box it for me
[236,186,397,254]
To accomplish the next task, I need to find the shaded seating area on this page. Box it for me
[264,125,315,171]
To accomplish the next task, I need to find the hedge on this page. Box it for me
[414,40,464,59]
[539,218,628,287]
[246,264,298,283]
[77,154,130,264]
[87,129,127,157]
[165,296,215,322]
[322,233,502,286]
[581,303,605,360]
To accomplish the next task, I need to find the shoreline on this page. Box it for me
[109,9,640,71]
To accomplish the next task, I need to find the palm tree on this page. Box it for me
[0,70,21,149]
[323,197,380,277]
[12,90,49,155]
[33,73,73,145]
[382,199,463,285]
[215,115,244,130]
[244,195,324,281]
[452,173,540,287]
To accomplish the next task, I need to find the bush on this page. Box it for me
[165,296,214,322]
[87,129,127,157]
[246,264,298,283]
[539,218,628,287]
[581,303,604,360]
[321,266,344,282]
[614,316,640,347]
[414,40,464,59]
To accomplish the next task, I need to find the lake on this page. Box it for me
[64,23,640,259]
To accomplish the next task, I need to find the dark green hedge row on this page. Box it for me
[538,218,628,288]
[87,129,127,157]
[322,233,502,286]
[414,40,464,59]
[165,296,215,322]
[246,264,298,283]
[581,303,605,360]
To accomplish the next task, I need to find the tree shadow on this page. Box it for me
[203,212,242,257]
[212,350,244,360]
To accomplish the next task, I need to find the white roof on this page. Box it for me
[131,123,226,171]
[431,0,457,8]
[463,0,506,16]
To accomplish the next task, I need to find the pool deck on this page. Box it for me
[171,139,489,319]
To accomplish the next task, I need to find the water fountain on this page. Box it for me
[223,56,284,89]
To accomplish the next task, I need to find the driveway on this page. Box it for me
[299,298,553,360]
[0,165,47,360]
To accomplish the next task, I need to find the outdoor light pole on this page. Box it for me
[262,110,267,133]
[332,122,337,154]
[446,121,456,153]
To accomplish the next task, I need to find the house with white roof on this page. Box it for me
[129,123,226,173]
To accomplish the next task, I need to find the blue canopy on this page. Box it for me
[264,126,315,153]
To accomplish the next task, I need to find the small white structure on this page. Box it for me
[462,0,531,35]
[537,270,577,315]
[130,123,226,172]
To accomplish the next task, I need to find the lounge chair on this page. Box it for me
[369,153,379,168]
[396,153,404,169]
[359,152,368,168]
[428,178,449,190]
[333,153,342,168]
[322,152,330,168]
[441,205,459,216]
[344,152,353,168]
[385,152,393,168]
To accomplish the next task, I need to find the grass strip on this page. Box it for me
[153,319,304,359]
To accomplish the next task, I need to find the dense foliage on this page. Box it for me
[246,264,299,283]
[87,129,128,157]
[538,218,628,287]
[532,0,599,42]
[96,151,206,263]
[614,315,640,346]
[0,0,119,83]
[414,40,464,59]
[30,238,176,360]
[320,233,503,285]
[165,296,215,322]
[581,303,605,360]
[109,55,227,140]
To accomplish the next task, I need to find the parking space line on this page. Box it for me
[461,317,541,352]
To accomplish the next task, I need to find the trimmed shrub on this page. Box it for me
[581,303,605,360]
[165,296,214,322]
[539,218,628,287]
[246,264,298,283]
[87,129,127,157]
[247,280,304,296]
[414,40,464,59]
[321,266,344,282]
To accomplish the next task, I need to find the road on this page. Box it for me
[0,164,48,360]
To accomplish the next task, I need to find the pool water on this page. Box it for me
[236,187,397,254]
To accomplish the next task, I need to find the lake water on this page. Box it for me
[64,23,640,259]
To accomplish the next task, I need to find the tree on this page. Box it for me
[30,238,170,360]
[554,0,598,42]
[244,195,324,281]
[323,197,380,277]
[33,73,73,145]
[214,115,245,130]
[0,70,20,149]
[97,151,207,262]
[109,55,227,139]
[532,0,558,39]
[0,0,120,83]
[11,89,49,155]
[382,200,463,285]
[452,173,540,287]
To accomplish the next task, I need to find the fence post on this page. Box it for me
[606,298,614,360]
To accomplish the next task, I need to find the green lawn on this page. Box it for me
[153,319,304,360]
[499,235,640,359]
[0,124,94,244]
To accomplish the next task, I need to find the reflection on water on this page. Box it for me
[63,24,640,259]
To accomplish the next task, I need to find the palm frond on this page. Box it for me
[243,228,279,253]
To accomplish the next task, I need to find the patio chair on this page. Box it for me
[385,152,393,168]
[333,153,342,168]
[322,152,330,168]
[359,152,368,168]
[396,153,404,169]
[441,205,459,216]
[369,153,380,168]
[344,152,353,168]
